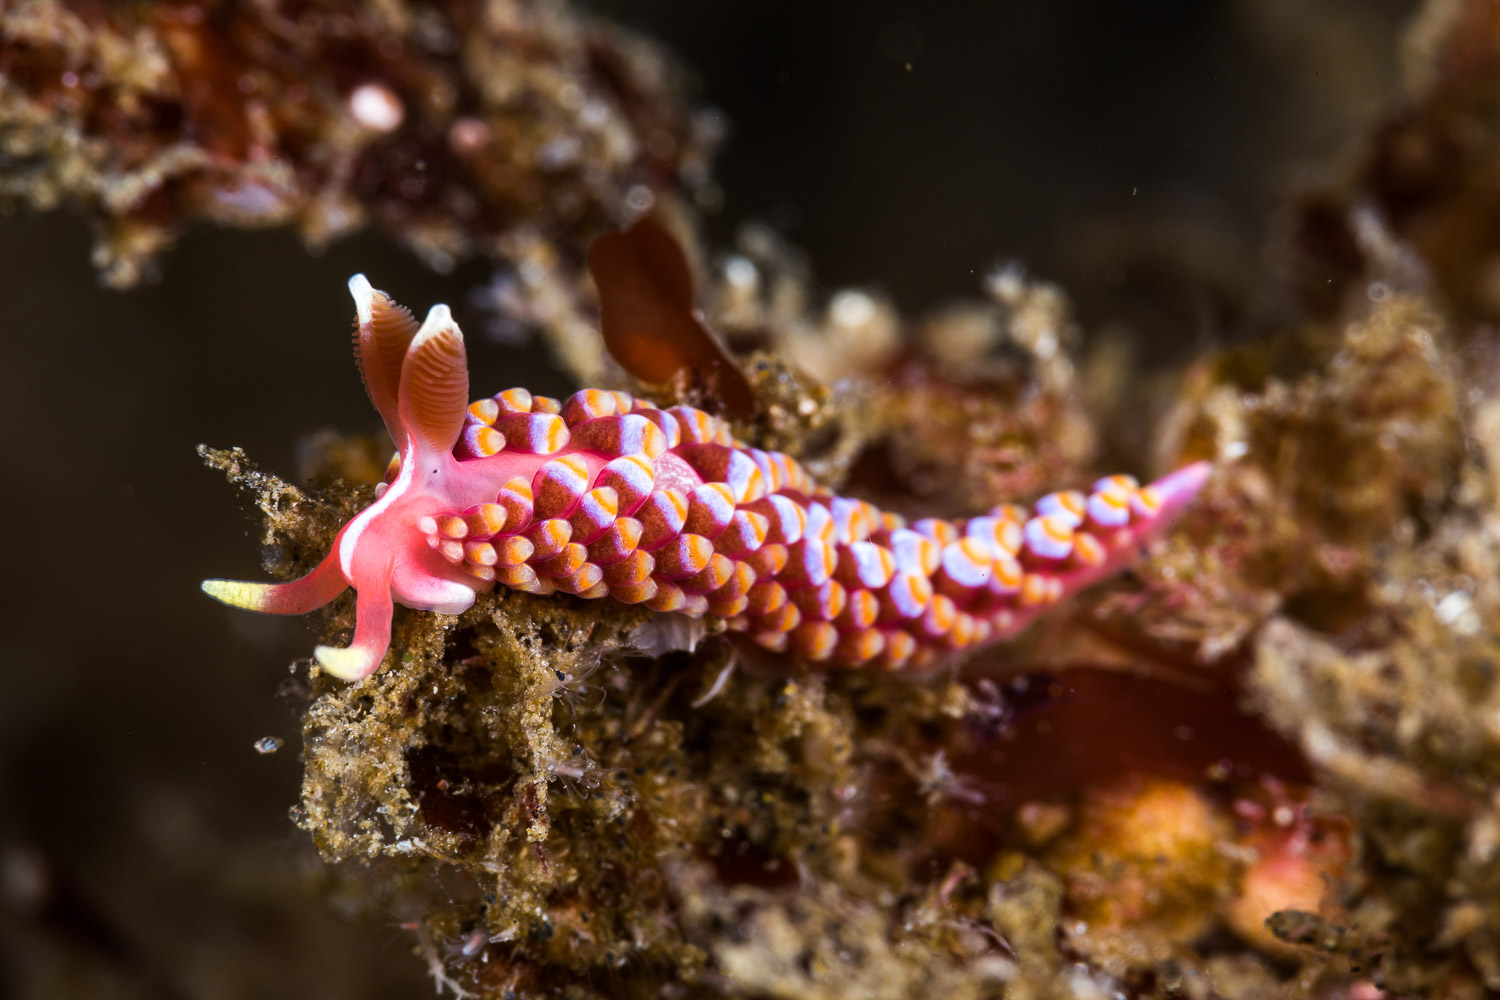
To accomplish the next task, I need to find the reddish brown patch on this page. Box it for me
[968,670,1303,801]
[407,746,507,852]
[588,218,756,418]
[915,669,1307,861]
[709,838,800,889]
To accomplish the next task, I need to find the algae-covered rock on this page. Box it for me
[70,0,1500,996]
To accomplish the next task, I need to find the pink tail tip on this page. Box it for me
[1150,460,1213,520]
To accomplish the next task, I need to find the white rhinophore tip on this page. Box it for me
[415,303,456,339]
[348,273,374,326]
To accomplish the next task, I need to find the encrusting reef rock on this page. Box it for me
[201,259,1500,998]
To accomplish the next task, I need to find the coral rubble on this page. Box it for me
[0,0,713,286]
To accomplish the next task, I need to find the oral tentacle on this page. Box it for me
[313,562,395,681]
[200,547,348,614]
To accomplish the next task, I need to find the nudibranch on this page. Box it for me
[202,277,1210,681]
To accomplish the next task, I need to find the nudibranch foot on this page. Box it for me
[204,275,1212,682]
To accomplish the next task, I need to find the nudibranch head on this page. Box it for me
[204,276,1212,681]
[204,275,497,680]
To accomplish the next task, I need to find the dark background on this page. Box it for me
[0,2,1413,996]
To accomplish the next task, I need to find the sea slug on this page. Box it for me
[202,277,1209,680]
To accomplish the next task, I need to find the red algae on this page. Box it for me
[955,669,1307,814]
[589,217,757,419]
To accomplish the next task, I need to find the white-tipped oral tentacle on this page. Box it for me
[313,564,395,680]
[200,527,351,614]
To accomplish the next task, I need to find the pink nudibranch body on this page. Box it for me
[202,276,1211,681]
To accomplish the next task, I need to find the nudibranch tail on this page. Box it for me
[204,275,1213,682]
[1145,460,1213,522]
